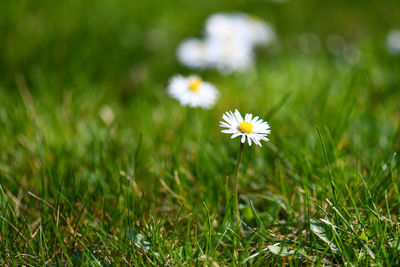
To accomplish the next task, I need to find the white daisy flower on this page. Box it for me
[167,75,219,108]
[387,30,400,55]
[220,109,270,146]
[177,38,210,69]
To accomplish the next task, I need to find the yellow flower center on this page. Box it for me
[188,77,202,92]
[238,121,253,134]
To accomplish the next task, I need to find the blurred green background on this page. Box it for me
[1,0,399,89]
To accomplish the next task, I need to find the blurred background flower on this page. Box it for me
[177,12,275,74]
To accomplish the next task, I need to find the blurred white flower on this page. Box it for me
[206,37,254,74]
[246,16,275,46]
[176,12,275,74]
[205,13,249,45]
[167,75,219,108]
[177,38,210,69]
[220,109,270,146]
[387,30,400,55]
[205,13,274,47]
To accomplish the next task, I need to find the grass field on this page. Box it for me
[1,0,400,265]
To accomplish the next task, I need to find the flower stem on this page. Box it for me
[233,142,244,232]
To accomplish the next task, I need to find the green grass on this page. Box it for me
[1,0,400,265]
